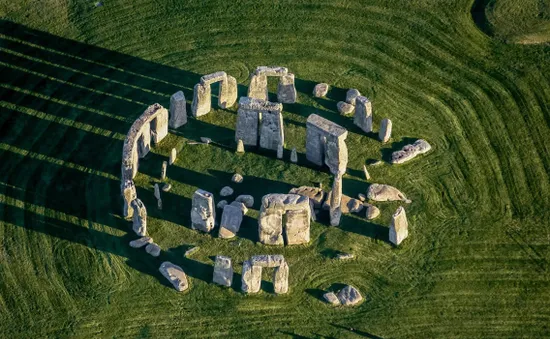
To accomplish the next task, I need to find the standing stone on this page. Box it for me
[161,161,167,180]
[219,75,238,109]
[379,118,392,143]
[235,195,254,208]
[277,144,283,159]
[363,165,370,180]
[159,261,189,292]
[354,96,373,133]
[389,206,408,246]
[213,255,233,287]
[169,91,187,129]
[232,173,243,184]
[258,194,311,246]
[367,183,410,203]
[277,73,297,103]
[137,123,151,158]
[259,104,284,151]
[154,183,161,200]
[329,172,343,226]
[346,89,361,105]
[306,114,348,175]
[313,83,329,97]
[248,74,268,100]
[273,261,289,294]
[191,189,216,232]
[122,180,137,219]
[235,97,260,146]
[169,148,177,165]
[241,260,262,293]
[325,137,348,175]
[157,198,162,210]
[191,83,211,117]
[131,199,147,236]
[236,139,245,153]
[290,148,298,163]
[218,204,243,239]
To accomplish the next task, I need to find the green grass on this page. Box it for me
[0,0,549,337]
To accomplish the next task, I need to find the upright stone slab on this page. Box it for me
[169,91,187,128]
[305,114,348,175]
[277,144,283,159]
[191,189,216,232]
[259,104,284,151]
[219,75,238,108]
[313,83,329,97]
[258,201,284,245]
[213,255,233,287]
[151,107,169,144]
[154,183,161,200]
[285,209,310,244]
[191,83,211,117]
[354,96,373,133]
[389,206,408,246]
[273,261,289,294]
[248,74,268,100]
[169,148,177,165]
[159,262,189,292]
[160,161,167,180]
[329,173,343,226]
[277,73,297,103]
[241,260,262,293]
[235,97,260,146]
[259,194,311,246]
[137,123,151,158]
[236,139,245,153]
[131,199,147,236]
[379,118,392,143]
[121,180,137,218]
[290,148,298,163]
[219,204,243,239]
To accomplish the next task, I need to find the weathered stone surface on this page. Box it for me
[277,144,283,159]
[213,255,233,286]
[323,292,341,305]
[191,189,216,232]
[131,199,147,236]
[358,193,366,201]
[346,89,361,105]
[236,139,245,153]
[161,161,167,180]
[248,74,268,100]
[354,96,373,133]
[325,137,348,175]
[391,139,432,164]
[235,195,254,208]
[122,180,137,218]
[289,186,326,208]
[277,73,296,103]
[324,191,364,214]
[191,83,211,117]
[129,236,152,248]
[250,254,285,268]
[169,148,177,165]
[365,203,380,220]
[337,101,354,115]
[219,204,243,239]
[145,243,161,257]
[379,118,392,143]
[329,173,343,226]
[389,206,408,246]
[306,114,349,174]
[137,122,151,158]
[241,260,262,293]
[217,200,228,209]
[285,209,311,244]
[154,183,161,200]
[337,285,363,306]
[159,261,189,292]
[232,173,243,184]
[259,104,284,151]
[151,107,169,144]
[200,137,212,144]
[258,205,284,245]
[220,186,234,197]
[235,97,260,146]
[169,91,187,129]
[162,183,172,192]
[200,71,227,86]
[259,194,311,246]
[366,183,410,203]
[273,261,289,294]
[219,75,238,109]
[255,66,288,76]
[230,201,248,215]
[290,148,298,163]
[313,83,329,97]
[363,165,371,180]
[336,253,355,260]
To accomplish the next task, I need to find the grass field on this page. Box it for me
[1,0,549,338]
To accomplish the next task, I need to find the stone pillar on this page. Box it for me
[258,204,284,246]
[191,83,211,117]
[329,172,343,227]
[389,206,408,245]
[273,261,289,294]
[290,148,298,163]
[219,204,243,239]
[277,144,283,159]
[131,199,147,236]
[219,75,238,109]
[169,91,187,129]
[137,123,151,158]
[285,208,310,245]
[354,96,373,133]
[213,255,233,287]
[277,73,296,103]
[305,129,324,166]
[191,189,216,232]
[379,118,392,143]
[121,180,137,218]
[241,260,262,293]
[169,148,177,165]
[248,74,268,100]
[324,136,348,175]
[154,183,161,200]
[259,107,284,151]
[235,97,260,146]
[161,161,167,180]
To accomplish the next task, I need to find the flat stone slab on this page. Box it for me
[235,195,254,208]
[250,254,285,268]
[220,186,234,197]
[337,285,363,306]
[306,114,347,138]
[323,192,364,214]
[391,139,432,164]
[159,261,189,292]
[129,236,153,248]
[336,253,355,260]
[366,183,411,203]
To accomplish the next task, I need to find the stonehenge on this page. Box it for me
[379,118,392,143]
[191,189,216,232]
[242,255,289,294]
[191,71,237,117]
[366,183,411,203]
[213,255,233,287]
[159,261,189,292]
[354,96,373,133]
[169,91,187,129]
[235,97,284,151]
[218,204,243,239]
[389,206,408,246]
[248,66,297,103]
[258,194,311,246]
[306,114,348,175]
[391,139,432,164]
[131,199,147,236]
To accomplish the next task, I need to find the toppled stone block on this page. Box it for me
[364,203,380,220]
[363,165,371,180]
[323,292,341,305]
[220,186,234,197]
[366,183,410,203]
[358,193,366,201]
[337,101,354,115]
[131,199,147,236]
[248,74,268,100]
[324,191,364,214]
[235,97,261,146]
[379,118,392,143]
[159,261,189,292]
[191,83,211,117]
[389,206,408,246]
[273,261,289,294]
[121,180,137,218]
[337,285,363,306]
[162,183,172,192]
[213,255,233,287]
[235,195,254,208]
[346,89,361,105]
[313,83,329,97]
[169,91,187,129]
[277,73,296,103]
[219,204,243,239]
[232,173,243,184]
[354,96,372,133]
[289,186,326,208]
[129,236,152,248]
[191,189,216,232]
[145,243,161,257]
[250,254,285,267]
[241,260,262,293]
[200,137,212,144]
[391,139,432,164]
[219,75,238,109]
[184,247,199,257]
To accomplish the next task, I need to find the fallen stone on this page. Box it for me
[363,165,371,180]
[346,89,361,105]
[219,204,244,239]
[145,243,161,257]
[236,139,245,153]
[191,189,216,232]
[161,161,167,180]
[220,186,234,197]
[230,201,248,215]
[200,137,212,144]
[131,199,147,236]
[288,186,326,208]
[232,173,243,184]
[391,139,432,164]
[169,148,177,165]
[159,261,189,292]
[337,285,363,306]
[313,83,329,97]
[337,101,354,115]
[251,254,285,267]
[324,191,364,214]
[162,183,172,192]
[370,160,384,166]
[364,203,380,220]
[241,260,262,293]
[273,261,289,294]
[389,206,408,246]
[235,195,254,208]
[213,255,233,287]
[247,74,268,101]
[184,246,200,257]
[323,292,341,305]
[259,101,284,151]
[305,114,348,175]
[169,91,187,129]
[366,183,410,203]
[290,148,298,163]
[379,118,392,143]
[129,236,152,248]
[336,253,355,260]
[358,193,366,201]
[217,200,228,209]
